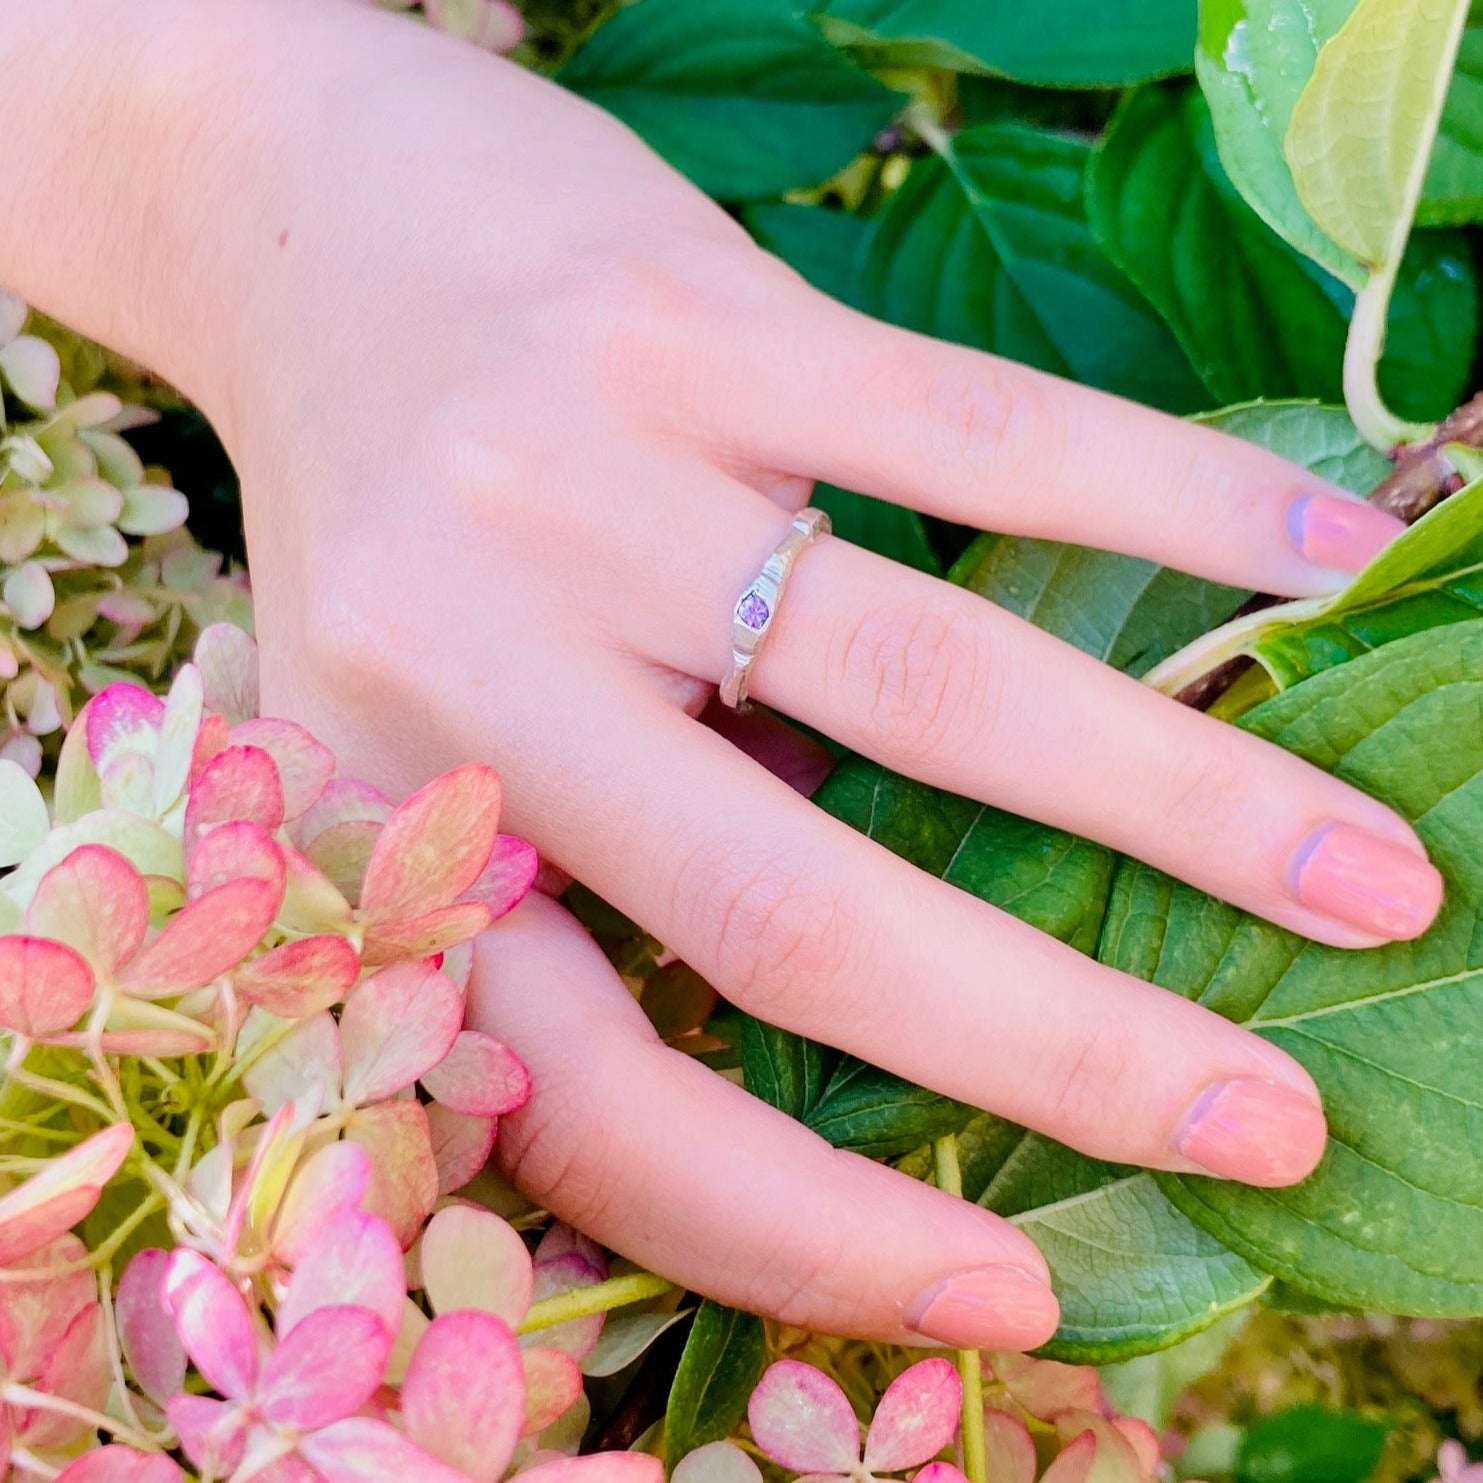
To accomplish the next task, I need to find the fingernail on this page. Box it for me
[1288,491,1405,575]
[906,1265,1059,1349]
[1291,822,1444,939]
[1174,1077,1328,1185]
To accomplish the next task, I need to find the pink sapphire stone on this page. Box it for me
[737,591,771,630]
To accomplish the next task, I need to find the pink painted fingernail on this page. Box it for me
[906,1265,1059,1349]
[1288,491,1405,574]
[1174,1078,1328,1185]
[1291,823,1444,939]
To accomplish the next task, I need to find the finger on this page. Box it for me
[471,892,1061,1350]
[704,288,1403,598]
[649,477,1442,951]
[541,695,1329,1188]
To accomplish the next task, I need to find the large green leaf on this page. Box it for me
[1088,86,1478,420]
[952,403,1387,679]
[1196,0,1364,285]
[815,0,1198,88]
[857,121,1209,413]
[1421,18,1483,225]
[664,1302,766,1462]
[558,0,902,201]
[952,1118,1268,1363]
[1236,1405,1389,1483]
[1147,473,1483,699]
[1116,620,1483,1314]
[1286,0,1469,271]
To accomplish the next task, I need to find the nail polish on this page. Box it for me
[905,1265,1059,1350]
[1288,491,1405,574]
[1291,823,1444,939]
[1174,1077,1328,1186]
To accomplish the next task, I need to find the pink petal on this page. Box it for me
[234,934,360,1018]
[86,684,164,771]
[402,1309,526,1482]
[161,1250,260,1399]
[362,900,493,964]
[272,1140,372,1267]
[0,334,61,409]
[535,1225,605,1270]
[981,1411,1038,1483]
[295,778,392,849]
[231,719,334,821]
[0,1124,132,1266]
[194,623,260,726]
[914,1467,971,1483]
[1051,1414,1145,1483]
[278,1208,405,1337]
[53,1446,186,1483]
[998,1354,1105,1422]
[527,1252,605,1362]
[671,1442,763,1483]
[863,1358,962,1472]
[464,834,539,919]
[167,1393,248,1477]
[277,844,355,936]
[4,560,54,629]
[120,874,282,997]
[26,843,149,977]
[339,959,463,1105]
[243,1011,343,1114]
[0,1235,95,1380]
[305,817,384,905]
[183,745,285,848]
[360,764,503,928]
[152,664,204,817]
[522,1346,583,1436]
[26,1301,109,1448]
[345,1101,439,1248]
[521,1455,665,1483]
[425,1104,496,1195]
[1039,1433,1100,1483]
[258,1306,390,1429]
[117,1250,187,1408]
[748,1361,861,1475]
[1112,1417,1161,1477]
[423,1030,531,1117]
[0,934,96,1038]
[299,1417,473,1483]
[186,818,286,899]
[420,1204,533,1325]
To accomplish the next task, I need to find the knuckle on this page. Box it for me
[836,597,998,764]
[414,399,537,524]
[678,835,856,1022]
[918,361,1026,479]
[1042,1020,1139,1137]
[732,1221,850,1328]
[498,1073,620,1235]
[1163,736,1251,845]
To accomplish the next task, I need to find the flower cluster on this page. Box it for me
[0,625,665,1481]
[0,292,245,777]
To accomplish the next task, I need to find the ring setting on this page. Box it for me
[720,507,831,711]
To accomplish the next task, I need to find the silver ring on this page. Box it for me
[720,507,831,711]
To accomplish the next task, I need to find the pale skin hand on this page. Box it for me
[4,0,1446,1349]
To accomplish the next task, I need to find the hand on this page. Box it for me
[10,0,1443,1349]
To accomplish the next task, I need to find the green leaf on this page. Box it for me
[1196,0,1363,285]
[1236,1405,1389,1483]
[740,1016,834,1120]
[742,202,867,304]
[951,403,1386,680]
[1286,0,1470,270]
[1126,620,1483,1314]
[813,485,941,574]
[1421,18,1483,225]
[954,1118,1269,1363]
[558,0,902,201]
[664,1302,766,1463]
[857,121,1209,413]
[815,0,1198,88]
[1088,86,1478,418]
[804,1059,972,1158]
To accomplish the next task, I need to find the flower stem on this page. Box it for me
[1344,262,1434,452]
[519,1271,676,1333]
[933,1135,987,1483]
[0,1383,159,1452]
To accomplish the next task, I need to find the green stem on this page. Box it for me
[518,1271,676,1333]
[0,1383,159,1452]
[933,1135,987,1483]
[1344,261,1434,452]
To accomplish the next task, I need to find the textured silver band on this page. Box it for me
[719,507,831,711]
